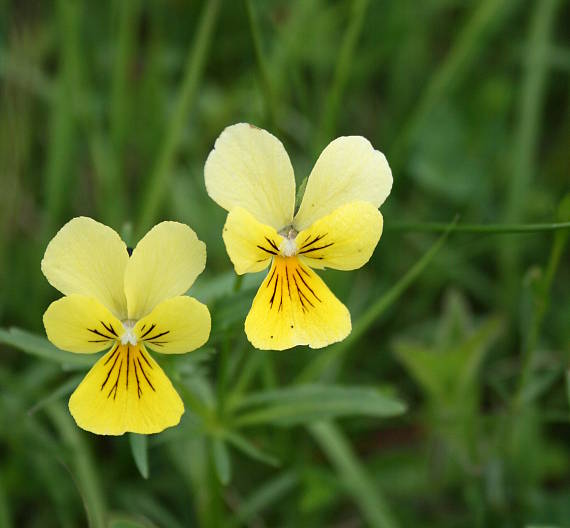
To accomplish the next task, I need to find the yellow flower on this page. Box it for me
[41,217,211,435]
[205,123,392,350]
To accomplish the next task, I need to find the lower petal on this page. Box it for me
[244,257,351,350]
[68,344,184,435]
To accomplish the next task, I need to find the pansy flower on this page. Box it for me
[41,218,211,435]
[205,123,392,350]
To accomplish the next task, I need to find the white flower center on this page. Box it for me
[121,319,138,345]
[279,227,298,257]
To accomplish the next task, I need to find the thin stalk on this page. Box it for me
[515,200,569,406]
[46,403,106,528]
[501,0,561,297]
[297,218,457,383]
[136,0,220,237]
[243,0,278,129]
[387,221,570,234]
[315,0,369,153]
[309,421,399,528]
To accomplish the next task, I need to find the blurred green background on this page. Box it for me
[1,0,569,526]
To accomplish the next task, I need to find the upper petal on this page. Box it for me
[295,202,383,271]
[43,294,124,353]
[41,217,129,318]
[294,137,392,231]
[222,207,284,275]
[204,123,296,230]
[134,296,211,354]
[124,222,206,320]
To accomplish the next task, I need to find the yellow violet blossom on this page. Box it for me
[205,123,392,350]
[41,218,211,435]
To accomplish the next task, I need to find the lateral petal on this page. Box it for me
[295,202,383,270]
[68,344,184,435]
[294,136,392,231]
[134,296,211,354]
[124,221,206,320]
[205,123,296,230]
[41,217,129,318]
[244,257,351,350]
[43,294,124,353]
[222,207,284,275]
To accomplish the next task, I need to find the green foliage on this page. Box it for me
[0,0,569,527]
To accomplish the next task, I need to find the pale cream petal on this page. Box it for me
[294,136,392,231]
[204,123,296,230]
[41,217,128,318]
[124,222,206,320]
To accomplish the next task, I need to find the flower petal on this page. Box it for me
[41,217,128,318]
[294,137,392,231]
[295,202,383,271]
[244,257,351,350]
[205,123,296,230]
[43,294,124,353]
[222,207,284,275]
[68,344,184,435]
[134,296,211,354]
[124,222,206,320]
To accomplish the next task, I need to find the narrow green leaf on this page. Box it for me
[566,370,570,409]
[224,430,280,467]
[0,327,95,369]
[136,0,220,235]
[297,218,457,383]
[212,438,231,485]
[233,385,406,427]
[387,221,570,234]
[27,374,83,415]
[309,421,399,528]
[129,434,149,479]
[232,471,298,527]
[108,517,154,528]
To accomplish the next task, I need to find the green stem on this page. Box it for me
[136,0,220,236]
[387,221,570,234]
[315,0,369,153]
[297,218,457,383]
[243,0,278,129]
[46,404,106,528]
[309,421,399,528]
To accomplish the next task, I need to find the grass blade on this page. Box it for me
[309,421,399,528]
[129,433,149,480]
[297,218,457,383]
[136,0,220,236]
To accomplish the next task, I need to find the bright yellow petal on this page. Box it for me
[68,344,184,435]
[204,123,296,230]
[295,202,383,271]
[222,207,285,274]
[294,137,392,231]
[43,294,124,353]
[124,222,206,320]
[244,256,351,350]
[134,296,211,354]
[41,217,128,318]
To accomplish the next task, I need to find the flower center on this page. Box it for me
[121,319,138,345]
[278,227,298,257]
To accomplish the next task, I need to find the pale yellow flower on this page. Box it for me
[205,123,392,350]
[42,218,210,435]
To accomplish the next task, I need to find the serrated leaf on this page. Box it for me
[129,434,149,479]
[212,438,231,485]
[0,327,95,369]
[233,384,406,427]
